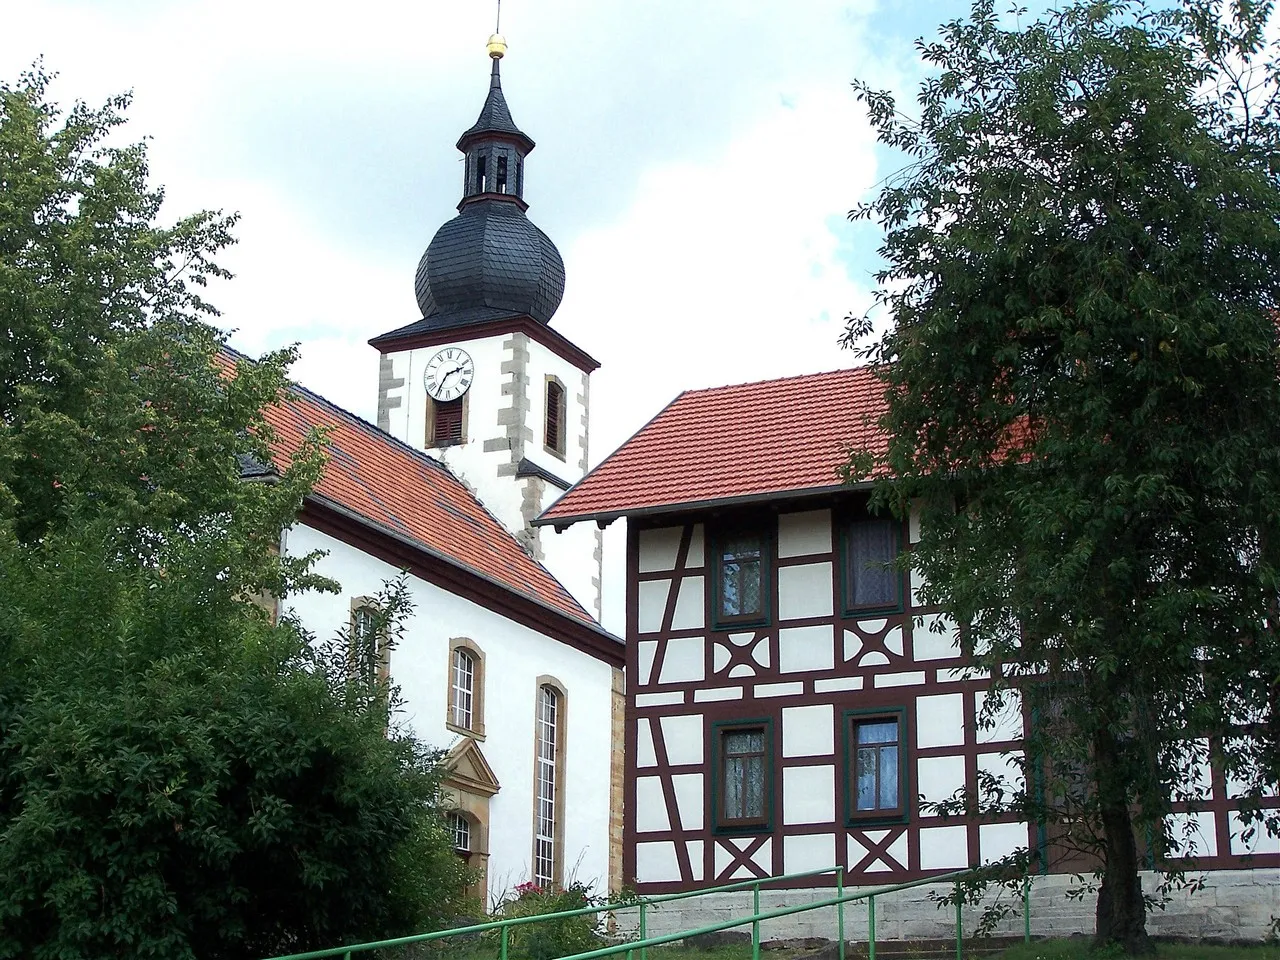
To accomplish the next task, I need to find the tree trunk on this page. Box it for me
[1093,729,1154,955]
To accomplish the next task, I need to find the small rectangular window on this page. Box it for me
[545,379,565,456]
[714,525,770,627]
[716,722,771,831]
[846,711,907,823]
[433,398,464,447]
[844,516,901,612]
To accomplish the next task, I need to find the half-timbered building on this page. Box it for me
[536,367,1279,938]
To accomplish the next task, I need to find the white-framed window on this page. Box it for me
[451,813,471,853]
[451,647,475,729]
[533,683,560,887]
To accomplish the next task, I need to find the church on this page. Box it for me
[251,33,625,907]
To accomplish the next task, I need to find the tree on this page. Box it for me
[845,1,1280,953]
[0,69,471,958]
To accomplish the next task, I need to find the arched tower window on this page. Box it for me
[544,377,566,458]
[447,640,486,738]
[532,678,566,888]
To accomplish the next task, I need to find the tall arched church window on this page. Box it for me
[532,678,566,888]
[446,640,486,738]
[349,599,388,685]
[544,377,566,459]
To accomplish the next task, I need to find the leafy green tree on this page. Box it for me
[846,1,1280,952]
[0,69,470,958]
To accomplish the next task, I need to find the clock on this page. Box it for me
[424,347,474,402]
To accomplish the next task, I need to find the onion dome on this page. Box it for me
[406,40,565,332]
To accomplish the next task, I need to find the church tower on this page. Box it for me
[370,34,602,619]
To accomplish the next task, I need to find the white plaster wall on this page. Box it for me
[522,339,590,483]
[283,523,616,900]
[540,521,601,618]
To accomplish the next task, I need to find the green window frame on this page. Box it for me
[711,522,773,630]
[711,718,774,834]
[843,707,910,826]
[838,510,904,617]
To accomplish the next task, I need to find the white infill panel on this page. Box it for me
[755,681,804,699]
[637,641,658,686]
[778,562,834,620]
[659,636,705,684]
[977,750,1025,793]
[980,822,1028,863]
[672,773,705,830]
[814,676,864,693]
[918,825,968,869]
[1229,812,1280,856]
[909,502,922,544]
[784,832,836,873]
[636,841,682,882]
[883,625,904,656]
[635,691,685,707]
[874,671,925,687]
[694,686,744,702]
[636,718,657,768]
[782,704,835,758]
[638,527,683,573]
[638,579,670,634]
[661,714,704,766]
[685,840,705,882]
[779,624,835,673]
[782,766,836,824]
[777,510,833,558]
[975,690,1024,744]
[686,525,706,568]
[910,567,925,608]
[917,755,966,806]
[912,613,960,660]
[916,694,966,748]
[1167,811,1218,858]
[672,577,705,630]
[635,777,670,833]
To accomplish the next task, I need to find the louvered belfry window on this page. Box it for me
[434,398,464,446]
[545,380,565,455]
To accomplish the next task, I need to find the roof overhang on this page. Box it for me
[534,480,872,532]
[300,494,624,666]
[369,314,600,375]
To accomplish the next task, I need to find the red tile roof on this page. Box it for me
[252,369,603,633]
[538,366,889,526]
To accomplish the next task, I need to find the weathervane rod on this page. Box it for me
[495,0,501,34]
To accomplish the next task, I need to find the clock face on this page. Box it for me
[424,347,475,402]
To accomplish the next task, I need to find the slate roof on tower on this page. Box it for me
[372,45,566,349]
[536,367,889,527]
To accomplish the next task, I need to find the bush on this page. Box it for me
[490,881,605,960]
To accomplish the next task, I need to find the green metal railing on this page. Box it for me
[262,865,1034,960]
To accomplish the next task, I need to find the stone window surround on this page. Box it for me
[446,638,486,740]
[532,675,568,888]
[349,595,390,684]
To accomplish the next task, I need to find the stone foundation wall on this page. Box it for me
[610,870,1279,943]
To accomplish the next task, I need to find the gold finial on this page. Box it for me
[487,33,507,59]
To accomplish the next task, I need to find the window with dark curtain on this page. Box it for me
[718,530,766,622]
[851,717,902,816]
[846,516,900,610]
[719,726,768,827]
[434,398,464,446]
[545,380,565,454]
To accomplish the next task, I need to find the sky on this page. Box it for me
[3,0,1055,633]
